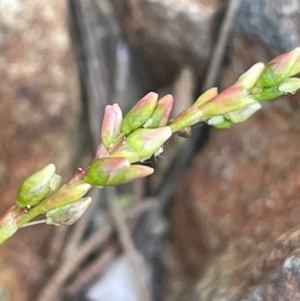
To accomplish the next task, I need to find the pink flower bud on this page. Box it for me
[193,87,218,107]
[109,141,141,163]
[126,127,172,161]
[143,94,174,128]
[83,157,153,185]
[121,92,158,134]
[199,84,256,117]
[42,182,92,212]
[256,48,300,88]
[101,104,123,148]
[121,165,154,183]
[83,157,130,186]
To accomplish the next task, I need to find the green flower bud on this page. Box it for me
[83,157,153,186]
[83,157,130,186]
[208,103,262,129]
[45,173,62,198]
[250,86,282,102]
[126,127,172,161]
[109,141,142,163]
[121,92,158,134]
[16,163,57,208]
[46,197,92,226]
[199,84,256,117]
[278,77,300,94]
[143,94,173,128]
[256,48,300,88]
[41,182,92,213]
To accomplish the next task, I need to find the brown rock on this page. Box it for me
[0,0,81,300]
[167,96,300,299]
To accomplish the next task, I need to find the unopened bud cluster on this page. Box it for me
[83,92,174,186]
[1,48,300,244]
[170,47,300,130]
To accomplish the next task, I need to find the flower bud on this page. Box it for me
[170,107,203,132]
[256,48,300,88]
[225,102,262,123]
[250,86,282,102]
[83,157,153,185]
[46,197,92,226]
[120,165,154,184]
[193,87,218,107]
[237,62,265,89]
[45,173,62,198]
[143,94,173,128]
[16,163,57,208]
[278,77,300,94]
[42,182,92,212]
[101,104,123,148]
[109,141,141,163]
[121,92,158,134]
[126,127,172,161]
[208,102,262,129]
[199,84,256,117]
[83,157,130,186]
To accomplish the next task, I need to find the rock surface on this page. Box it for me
[164,1,300,300]
[0,0,81,300]
[118,0,222,84]
[236,0,300,53]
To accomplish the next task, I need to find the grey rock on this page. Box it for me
[236,0,300,52]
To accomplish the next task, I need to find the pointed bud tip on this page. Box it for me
[121,92,158,133]
[238,62,265,89]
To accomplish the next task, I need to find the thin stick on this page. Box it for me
[108,187,152,301]
[202,0,242,91]
[37,223,112,301]
[36,199,156,301]
[65,244,119,296]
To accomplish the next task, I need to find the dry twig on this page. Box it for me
[108,187,152,301]
[36,199,157,301]
[202,0,242,91]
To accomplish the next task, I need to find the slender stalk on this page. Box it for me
[22,220,46,227]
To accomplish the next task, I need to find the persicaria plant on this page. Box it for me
[1,48,300,244]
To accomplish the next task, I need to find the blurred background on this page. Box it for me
[1,0,300,300]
